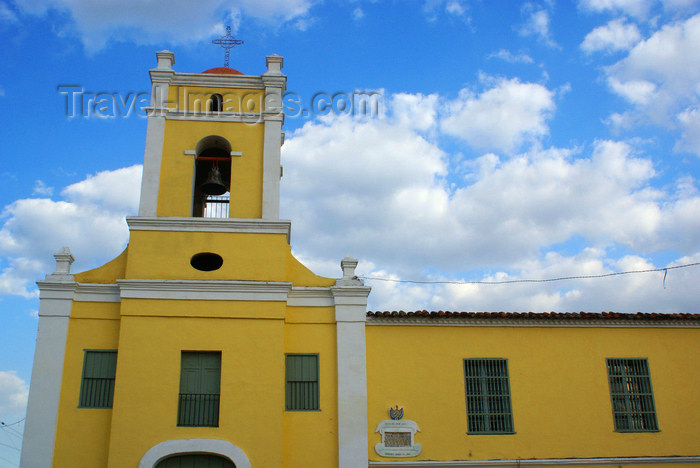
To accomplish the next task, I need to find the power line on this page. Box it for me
[358,262,700,285]
[0,419,24,429]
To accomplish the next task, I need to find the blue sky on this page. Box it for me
[1,0,700,463]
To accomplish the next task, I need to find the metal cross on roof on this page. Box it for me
[212,26,244,68]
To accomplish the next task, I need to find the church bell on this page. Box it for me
[201,165,227,195]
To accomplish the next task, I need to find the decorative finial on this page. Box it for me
[212,26,244,68]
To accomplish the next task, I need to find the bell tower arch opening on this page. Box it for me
[192,135,232,218]
[208,93,223,113]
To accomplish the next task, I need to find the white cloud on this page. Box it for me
[391,92,440,132]
[581,19,642,53]
[281,90,700,297]
[0,371,28,420]
[0,165,141,296]
[676,107,700,154]
[352,7,364,20]
[488,49,535,64]
[13,0,316,51]
[520,6,558,48]
[32,180,53,196]
[579,0,654,18]
[422,0,470,22]
[604,14,700,154]
[445,1,466,16]
[662,0,700,10]
[608,77,657,104]
[441,77,556,153]
[0,1,17,22]
[364,250,700,313]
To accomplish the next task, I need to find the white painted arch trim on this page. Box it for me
[368,456,700,467]
[139,438,251,468]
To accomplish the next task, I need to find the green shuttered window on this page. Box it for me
[178,351,221,427]
[285,354,319,411]
[79,350,117,408]
[606,358,659,432]
[464,358,514,434]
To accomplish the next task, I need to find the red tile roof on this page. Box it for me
[367,310,700,322]
[202,67,244,75]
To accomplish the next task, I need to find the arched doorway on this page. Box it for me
[138,439,251,468]
[156,453,234,468]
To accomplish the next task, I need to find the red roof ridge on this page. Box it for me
[202,67,244,75]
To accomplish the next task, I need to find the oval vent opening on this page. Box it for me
[190,252,223,271]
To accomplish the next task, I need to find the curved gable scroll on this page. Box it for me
[139,439,251,468]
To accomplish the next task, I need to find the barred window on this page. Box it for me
[178,352,221,427]
[285,354,319,411]
[606,358,658,432]
[79,350,117,408]
[464,359,514,434]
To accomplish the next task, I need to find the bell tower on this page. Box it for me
[138,50,286,220]
[21,49,372,468]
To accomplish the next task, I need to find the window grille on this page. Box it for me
[285,354,319,411]
[606,358,658,432]
[203,193,229,218]
[79,350,117,408]
[178,352,221,427]
[464,358,514,434]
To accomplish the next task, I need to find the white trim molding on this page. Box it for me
[118,279,292,301]
[138,113,166,216]
[126,217,292,243]
[74,283,121,302]
[368,456,700,467]
[139,438,251,468]
[20,276,77,468]
[331,256,372,468]
[172,73,265,89]
[287,287,334,306]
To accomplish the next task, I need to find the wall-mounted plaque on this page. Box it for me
[375,406,421,457]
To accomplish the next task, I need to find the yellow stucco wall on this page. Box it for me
[52,302,121,468]
[106,301,286,468]
[283,308,339,468]
[366,324,700,462]
[124,230,333,286]
[156,119,264,218]
[167,86,264,115]
[73,248,128,283]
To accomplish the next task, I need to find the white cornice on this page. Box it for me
[126,217,291,243]
[368,456,700,467]
[366,317,700,328]
[36,281,77,300]
[162,109,265,123]
[171,73,265,89]
[74,283,121,302]
[331,286,372,305]
[117,279,292,301]
[288,287,334,306]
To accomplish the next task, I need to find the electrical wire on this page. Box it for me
[358,262,700,285]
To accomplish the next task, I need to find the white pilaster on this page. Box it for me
[138,51,174,216]
[261,55,286,220]
[20,248,77,468]
[332,256,371,468]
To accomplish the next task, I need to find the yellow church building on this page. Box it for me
[20,51,700,468]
